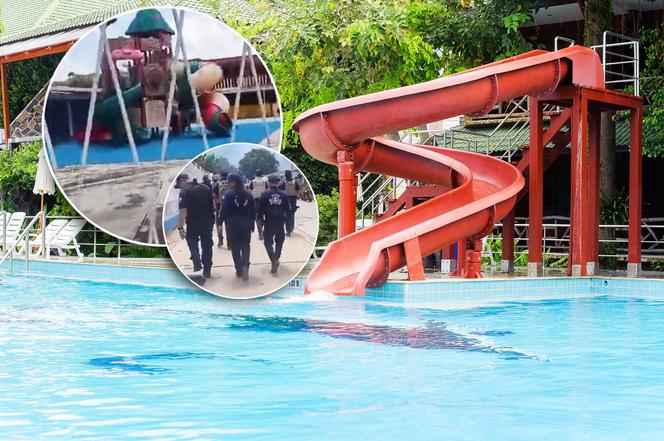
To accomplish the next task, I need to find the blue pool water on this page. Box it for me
[1,273,663,440]
[50,118,281,166]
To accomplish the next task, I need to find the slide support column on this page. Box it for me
[501,209,515,273]
[627,106,643,277]
[587,110,601,275]
[569,90,589,276]
[337,150,357,239]
[528,97,544,277]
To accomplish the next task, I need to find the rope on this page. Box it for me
[102,25,139,162]
[173,9,209,151]
[246,45,271,144]
[81,25,106,166]
[160,12,183,161]
[230,43,248,143]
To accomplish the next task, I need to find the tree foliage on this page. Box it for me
[229,0,537,195]
[640,26,664,158]
[0,141,40,211]
[316,188,339,245]
[195,154,237,174]
[0,54,64,119]
[238,148,279,177]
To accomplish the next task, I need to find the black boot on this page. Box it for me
[271,259,279,275]
[203,266,212,278]
[242,266,249,281]
[193,262,202,272]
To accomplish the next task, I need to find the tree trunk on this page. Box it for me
[599,113,616,200]
[584,0,616,202]
[584,0,616,265]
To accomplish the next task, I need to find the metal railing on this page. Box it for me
[486,217,664,262]
[0,211,44,272]
[310,218,664,267]
[352,33,643,238]
[0,213,171,273]
[591,31,640,95]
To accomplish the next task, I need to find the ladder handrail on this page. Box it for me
[0,211,44,268]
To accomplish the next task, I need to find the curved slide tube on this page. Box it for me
[293,46,605,295]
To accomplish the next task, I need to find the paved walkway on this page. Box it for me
[58,161,187,244]
[167,199,318,298]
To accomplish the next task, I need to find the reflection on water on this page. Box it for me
[88,352,274,375]
[226,315,539,359]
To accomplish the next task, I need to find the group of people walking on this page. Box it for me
[176,169,299,282]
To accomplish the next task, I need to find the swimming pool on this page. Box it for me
[1,272,663,440]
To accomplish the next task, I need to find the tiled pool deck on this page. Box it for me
[2,259,663,302]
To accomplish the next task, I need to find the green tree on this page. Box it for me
[195,154,237,174]
[0,53,64,119]
[584,1,616,201]
[640,26,664,158]
[238,148,279,177]
[0,141,40,211]
[316,188,339,245]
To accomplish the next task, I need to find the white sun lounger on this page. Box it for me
[14,218,68,258]
[46,219,87,260]
[0,212,26,251]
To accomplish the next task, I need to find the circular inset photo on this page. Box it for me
[43,7,282,245]
[163,143,318,299]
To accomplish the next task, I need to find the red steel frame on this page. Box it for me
[335,84,643,279]
[0,40,76,153]
[528,85,643,277]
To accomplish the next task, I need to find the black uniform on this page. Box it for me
[179,183,215,272]
[218,188,256,274]
[279,179,300,235]
[257,187,292,263]
[213,179,231,247]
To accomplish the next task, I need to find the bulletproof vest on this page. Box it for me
[264,189,287,219]
[251,176,268,198]
[285,180,298,196]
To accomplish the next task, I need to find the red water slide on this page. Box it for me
[293,47,605,295]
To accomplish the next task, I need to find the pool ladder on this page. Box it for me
[0,211,45,273]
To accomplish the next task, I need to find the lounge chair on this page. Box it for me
[0,212,26,252]
[46,219,87,260]
[14,218,68,258]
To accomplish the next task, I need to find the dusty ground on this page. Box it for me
[167,199,318,298]
[57,161,187,244]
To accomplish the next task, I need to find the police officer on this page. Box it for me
[249,169,268,240]
[202,174,213,190]
[279,169,300,236]
[258,174,292,275]
[218,173,255,281]
[213,172,231,248]
[177,173,215,278]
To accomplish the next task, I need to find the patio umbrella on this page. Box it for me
[32,148,56,231]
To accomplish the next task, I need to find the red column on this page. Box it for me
[441,244,455,274]
[452,239,467,277]
[587,110,601,275]
[403,237,425,281]
[569,91,589,276]
[627,106,643,277]
[1,63,10,154]
[501,208,515,273]
[337,150,356,238]
[528,97,543,277]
